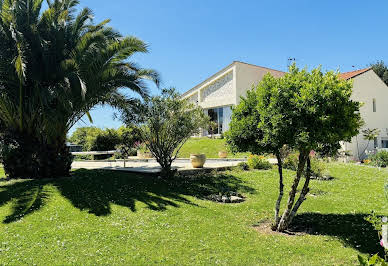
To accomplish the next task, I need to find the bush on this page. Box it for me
[369,150,388,167]
[247,155,272,170]
[74,155,93,161]
[310,158,329,179]
[237,162,249,171]
[283,153,299,171]
[283,153,328,179]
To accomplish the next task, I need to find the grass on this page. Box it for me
[0,163,387,265]
[178,137,250,158]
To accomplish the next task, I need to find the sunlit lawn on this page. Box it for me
[0,163,386,265]
[178,137,250,158]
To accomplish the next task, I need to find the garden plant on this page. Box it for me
[227,64,362,231]
[0,0,159,179]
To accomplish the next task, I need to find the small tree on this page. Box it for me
[116,126,142,167]
[358,128,380,160]
[370,61,388,86]
[208,121,218,138]
[227,64,362,231]
[225,88,290,226]
[127,88,208,177]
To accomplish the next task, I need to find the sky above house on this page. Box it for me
[69,0,388,135]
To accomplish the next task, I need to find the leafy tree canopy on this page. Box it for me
[226,64,362,231]
[370,60,388,86]
[0,0,159,178]
[123,88,208,177]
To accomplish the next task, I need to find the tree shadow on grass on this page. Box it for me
[0,169,255,223]
[290,212,385,256]
[0,180,48,224]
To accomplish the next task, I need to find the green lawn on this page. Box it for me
[0,164,387,265]
[178,137,250,158]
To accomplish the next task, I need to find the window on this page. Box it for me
[206,107,224,134]
[373,98,376,112]
[374,138,378,148]
[218,108,223,134]
[382,140,388,148]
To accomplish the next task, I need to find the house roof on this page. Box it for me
[182,61,285,97]
[339,68,372,80]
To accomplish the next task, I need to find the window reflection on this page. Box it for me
[207,107,224,134]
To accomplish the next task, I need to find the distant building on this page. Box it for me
[182,61,388,160]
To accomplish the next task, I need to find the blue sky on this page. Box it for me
[69,0,388,134]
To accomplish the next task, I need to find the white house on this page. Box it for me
[182,61,284,135]
[183,61,388,159]
[339,68,388,159]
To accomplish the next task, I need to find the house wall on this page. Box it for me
[183,62,286,137]
[344,70,388,159]
[235,62,284,105]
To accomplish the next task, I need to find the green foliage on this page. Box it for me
[127,88,209,177]
[0,0,159,178]
[91,129,121,151]
[247,155,272,170]
[236,162,249,171]
[310,158,329,179]
[358,254,387,266]
[283,153,299,171]
[69,126,141,154]
[359,128,381,160]
[284,153,328,179]
[227,63,362,231]
[370,61,388,86]
[177,138,249,158]
[225,90,271,155]
[69,127,104,151]
[369,151,388,168]
[208,121,218,138]
[256,65,362,155]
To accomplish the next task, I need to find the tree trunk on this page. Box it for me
[273,152,284,229]
[37,140,73,179]
[287,156,312,226]
[276,151,309,232]
[1,131,40,179]
[1,131,72,179]
[157,155,175,178]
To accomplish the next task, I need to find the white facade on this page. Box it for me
[183,62,388,160]
[182,61,284,135]
[342,69,388,159]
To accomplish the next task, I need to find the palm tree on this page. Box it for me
[0,0,160,179]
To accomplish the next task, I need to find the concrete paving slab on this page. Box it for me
[72,159,247,174]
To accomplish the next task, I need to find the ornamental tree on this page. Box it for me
[0,0,159,179]
[227,64,362,231]
[124,88,208,177]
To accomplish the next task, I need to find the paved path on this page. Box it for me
[72,158,248,174]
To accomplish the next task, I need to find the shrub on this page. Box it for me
[283,153,299,171]
[237,162,249,171]
[284,153,328,179]
[74,155,93,161]
[247,155,272,170]
[369,150,388,167]
[310,158,329,179]
[126,88,208,177]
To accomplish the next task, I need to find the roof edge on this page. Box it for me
[181,61,284,97]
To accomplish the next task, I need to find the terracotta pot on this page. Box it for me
[137,150,153,159]
[218,151,228,158]
[190,154,206,168]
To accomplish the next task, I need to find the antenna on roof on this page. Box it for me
[287,58,296,68]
